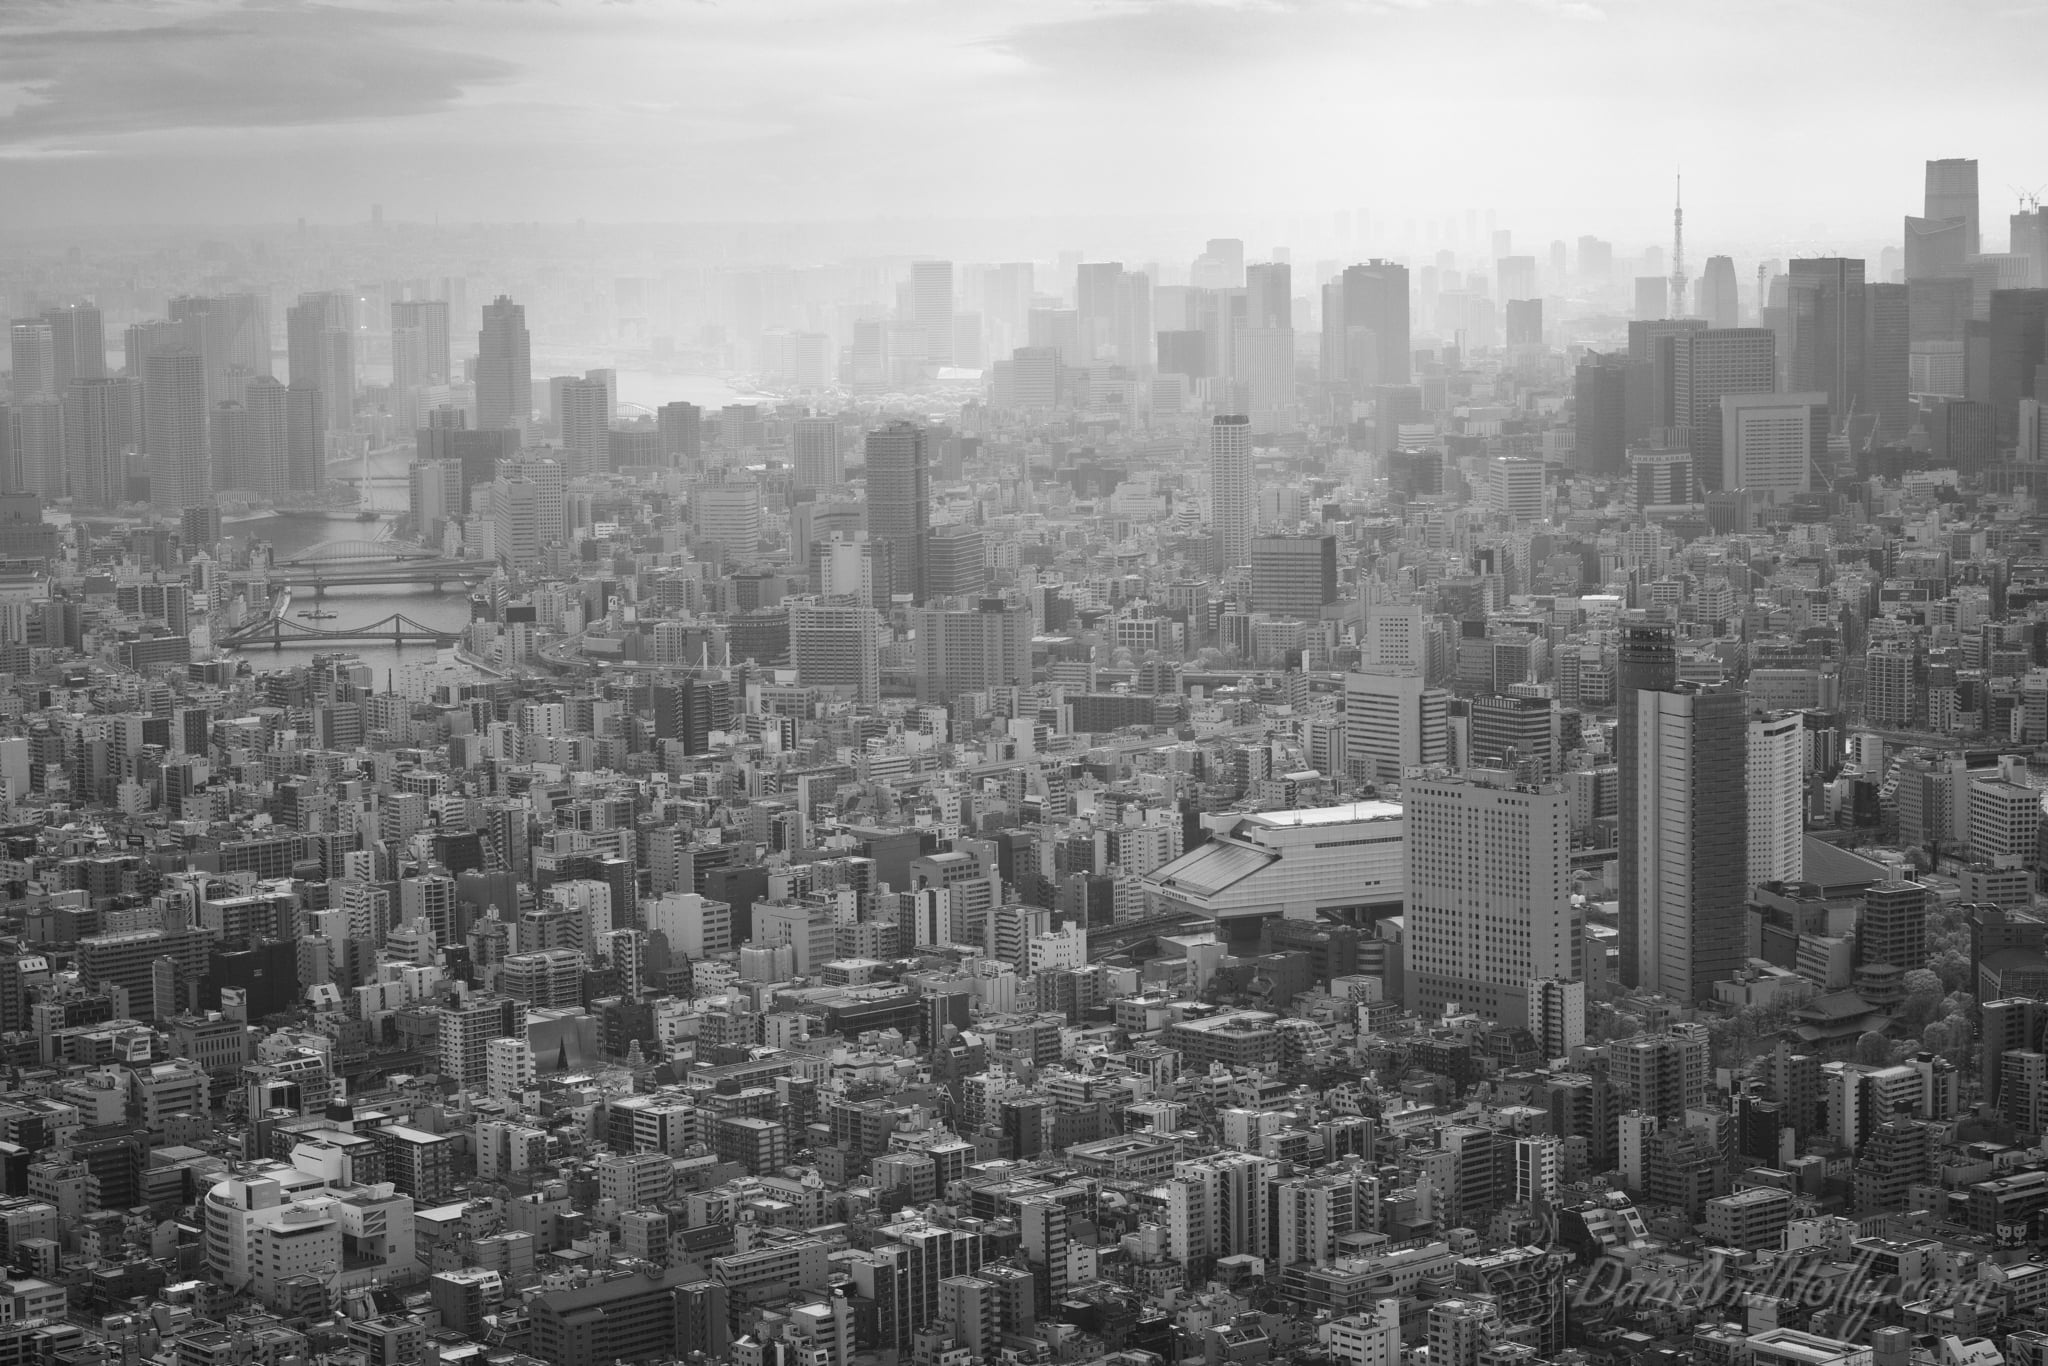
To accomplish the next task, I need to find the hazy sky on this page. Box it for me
[1,0,2041,255]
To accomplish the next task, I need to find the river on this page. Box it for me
[226,446,473,684]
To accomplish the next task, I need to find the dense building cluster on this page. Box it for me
[0,155,2044,1366]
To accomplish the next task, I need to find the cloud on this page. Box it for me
[0,1,517,149]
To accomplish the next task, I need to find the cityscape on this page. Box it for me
[3,8,2048,1366]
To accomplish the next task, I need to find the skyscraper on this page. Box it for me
[911,261,955,367]
[1865,282,1911,439]
[41,304,107,391]
[286,292,354,433]
[1404,766,1576,1024]
[1786,258,1866,426]
[864,421,930,603]
[390,299,451,429]
[1988,289,2048,442]
[142,348,210,513]
[1616,619,1676,992]
[1904,216,1968,283]
[1209,413,1253,575]
[61,376,136,507]
[1330,260,1410,389]
[242,375,289,500]
[1747,710,1804,888]
[476,295,532,433]
[1925,158,1980,258]
[8,320,55,401]
[557,377,610,477]
[1698,257,1740,329]
[1634,684,1748,1001]
[1673,328,1777,484]
[1574,353,1627,475]
[1720,392,1827,501]
[170,293,269,408]
[792,416,841,492]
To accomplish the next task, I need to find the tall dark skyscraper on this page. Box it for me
[1633,683,1749,1001]
[476,295,532,433]
[1865,282,1911,440]
[1330,260,1410,388]
[864,420,930,603]
[1988,289,2048,442]
[1628,318,1708,435]
[1673,328,1777,485]
[1925,157,1980,258]
[286,292,354,433]
[1573,353,1627,475]
[1615,619,1675,992]
[1787,258,1866,427]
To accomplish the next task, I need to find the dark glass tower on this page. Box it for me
[864,420,930,603]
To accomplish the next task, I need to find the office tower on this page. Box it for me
[1720,392,1826,501]
[1504,298,1542,347]
[1673,328,1776,486]
[1865,282,1910,439]
[60,377,134,507]
[1635,276,1669,320]
[1240,262,1294,429]
[1698,257,1740,328]
[8,320,55,400]
[914,599,1031,703]
[1747,710,1803,888]
[790,598,880,703]
[792,416,841,491]
[1633,684,1747,1001]
[1327,260,1410,389]
[1209,414,1253,574]
[499,452,566,544]
[242,376,289,500]
[1250,535,1337,616]
[1076,261,1124,363]
[925,521,984,599]
[490,477,539,567]
[40,303,107,392]
[1904,216,1968,283]
[286,292,353,432]
[1628,317,1708,433]
[142,348,210,513]
[911,261,954,366]
[476,295,532,432]
[1487,456,1545,521]
[2024,398,2045,462]
[1364,602,1428,672]
[1786,258,1866,426]
[690,481,762,558]
[1404,767,1574,1024]
[1469,694,1556,780]
[1343,667,1448,785]
[169,293,269,407]
[390,299,451,429]
[1573,353,1627,475]
[1989,290,2048,442]
[1497,255,1537,301]
[1615,621,1675,991]
[557,377,610,477]
[864,421,930,603]
[1925,158,1980,257]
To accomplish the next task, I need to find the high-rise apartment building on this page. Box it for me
[913,599,1031,704]
[62,376,136,508]
[790,599,880,703]
[8,320,54,401]
[865,421,930,603]
[1787,258,1866,426]
[792,416,841,492]
[1633,685,1748,1001]
[241,375,289,501]
[1209,414,1253,575]
[42,303,107,392]
[1748,710,1804,889]
[170,293,269,407]
[477,295,532,433]
[557,377,610,477]
[285,292,353,432]
[142,348,210,513]
[1404,767,1576,1025]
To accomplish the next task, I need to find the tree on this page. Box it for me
[1854,1031,1893,1065]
